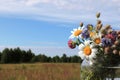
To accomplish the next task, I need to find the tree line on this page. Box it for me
[0,47,82,63]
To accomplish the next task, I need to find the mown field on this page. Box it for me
[0,63,80,80]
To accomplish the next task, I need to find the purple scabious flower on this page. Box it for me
[111,31,117,39]
[81,28,89,39]
[106,34,115,44]
[106,31,117,44]
[102,38,112,47]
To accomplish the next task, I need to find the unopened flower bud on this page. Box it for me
[118,34,120,39]
[96,12,100,18]
[113,49,118,55]
[107,29,112,34]
[101,29,106,34]
[96,24,102,30]
[114,41,119,46]
[104,47,110,54]
[80,22,83,27]
[68,40,76,49]
[97,20,101,24]
[117,31,120,34]
[105,25,111,30]
[111,45,116,49]
[101,34,105,38]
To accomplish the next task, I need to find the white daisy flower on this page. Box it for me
[92,33,102,46]
[69,26,84,39]
[78,40,97,61]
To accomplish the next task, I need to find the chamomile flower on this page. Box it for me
[78,40,97,60]
[69,26,84,39]
[90,31,96,38]
[92,33,102,46]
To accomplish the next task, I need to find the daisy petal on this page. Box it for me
[73,29,77,31]
[79,44,84,50]
[71,31,74,33]
[69,34,74,39]
[78,51,85,60]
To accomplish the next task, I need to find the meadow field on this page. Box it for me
[0,63,80,80]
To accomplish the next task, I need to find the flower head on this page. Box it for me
[78,40,97,60]
[102,38,112,47]
[68,13,120,67]
[68,39,76,49]
[92,33,102,45]
[106,33,116,44]
[69,27,84,39]
[81,28,89,39]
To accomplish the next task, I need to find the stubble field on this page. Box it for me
[0,63,80,80]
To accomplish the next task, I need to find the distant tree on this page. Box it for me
[0,52,1,62]
[61,54,67,62]
[0,47,82,63]
[52,55,60,63]
[31,56,39,63]
[12,47,22,63]
[25,49,35,62]
[0,48,35,63]
[1,48,10,63]
[20,50,27,62]
[71,55,82,63]
[37,54,48,62]
[47,56,52,62]
[66,56,71,63]
[21,49,34,63]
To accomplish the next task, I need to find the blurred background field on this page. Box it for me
[0,63,80,80]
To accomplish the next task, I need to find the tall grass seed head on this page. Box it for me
[108,29,112,34]
[105,25,111,30]
[96,24,102,30]
[101,29,107,35]
[80,22,83,27]
[97,20,101,24]
[96,12,101,18]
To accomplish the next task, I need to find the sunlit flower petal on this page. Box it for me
[78,51,85,60]
[78,44,84,50]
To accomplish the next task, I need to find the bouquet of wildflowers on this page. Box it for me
[68,13,120,80]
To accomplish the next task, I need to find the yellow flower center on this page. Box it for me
[83,46,92,56]
[94,38,101,44]
[74,30,82,36]
[90,32,95,37]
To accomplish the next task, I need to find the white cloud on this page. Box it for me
[30,41,59,46]
[0,0,120,26]
[0,0,120,56]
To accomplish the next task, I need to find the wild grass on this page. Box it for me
[0,63,80,80]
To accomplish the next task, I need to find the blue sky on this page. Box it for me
[0,0,120,56]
